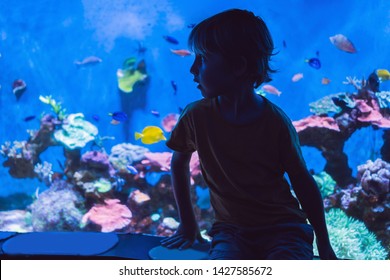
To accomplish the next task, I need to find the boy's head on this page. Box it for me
[188,9,276,89]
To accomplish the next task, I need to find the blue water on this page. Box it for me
[0,0,389,259]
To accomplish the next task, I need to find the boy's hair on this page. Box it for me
[188,9,277,88]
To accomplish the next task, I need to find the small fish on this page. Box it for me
[163,35,179,45]
[136,42,147,55]
[187,23,196,28]
[92,114,100,121]
[108,111,128,122]
[126,165,138,175]
[171,80,177,95]
[170,49,192,57]
[261,84,282,96]
[305,57,321,69]
[292,73,304,82]
[74,56,102,67]
[282,40,287,48]
[151,110,160,117]
[134,126,167,144]
[321,77,331,85]
[12,79,27,100]
[376,69,390,81]
[316,50,320,57]
[329,34,357,53]
[23,115,36,122]
[111,119,120,125]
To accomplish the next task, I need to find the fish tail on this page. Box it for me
[134,132,143,140]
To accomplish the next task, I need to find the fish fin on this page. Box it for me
[135,132,143,140]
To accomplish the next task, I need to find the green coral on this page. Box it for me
[314,208,387,260]
[39,95,67,120]
[309,93,355,116]
[94,178,112,193]
[312,171,336,197]
[117,57,147,93]
[54,113,98,150]
[375,91,390,109]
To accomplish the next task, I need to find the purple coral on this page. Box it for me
[357,158,390,196]
[81,150,115,177]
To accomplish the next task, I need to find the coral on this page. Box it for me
[312,171,336,198]
[117,58,148,93]
[354,99,390,128]
[357,158,390,196]
[314,208,388,260]
[80,199,132,232]
[309,93,343,116]
[81,150,116,177]
[375,91,390,110]
[293,115,340,133]
[109,143,149,171]
[161,113,179,133]
[142,152,172,171]
[39,95,67,120]
[29,180,86,231]
[54,113,98,150]
[34,161,53,186]
[0,210,33,232]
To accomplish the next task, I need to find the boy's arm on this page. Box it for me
[288,167,337,259]
[160,151,204,249]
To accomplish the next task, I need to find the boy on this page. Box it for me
[161,9,336,260]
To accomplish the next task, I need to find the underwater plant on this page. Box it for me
[314,208,388,260]
[39,95,67,120]
[312,171,336,198]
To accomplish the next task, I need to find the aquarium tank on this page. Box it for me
[0,0,389,260]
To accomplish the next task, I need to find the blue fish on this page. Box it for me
[109,111,128,122]
[163,35,179,45]
[92,114,100,121]
[126,165,138,175]
[23,115,36,122]
[305,57,321,69]
[171,80,177,95]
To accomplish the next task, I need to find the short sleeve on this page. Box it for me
[166,107,196,153]
[279,116,307,176]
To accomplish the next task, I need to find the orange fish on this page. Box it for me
[111,119,120,125]
[261,84,282,96]
[321,77,331,85]
[329,34,357,53]
[292,73,304,82]
[170,49,192,57]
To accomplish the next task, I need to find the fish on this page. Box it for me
[92,114,100,121]
[376,69,390,81]
[23,115,36,122]
[292,73,304,82]
[261,84,282,96]
[151,110,160,117]
[74,56,102,67]
[170,49,192,57]
[187,23,196,28]
[134,126,167,144]
[126,165,138,175]
[305,57,321,69]
[321,77,331,85]
[282,40,287,48]
[329,34,357,53]
[108,111,128,122]
[163,35,179,45]
[12,79,27,100]
[367,71,379,92]
[171,80,177,95]
[111,119,120,125]
[136,42,147,55]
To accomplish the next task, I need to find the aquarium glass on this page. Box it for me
[0,0,389,260]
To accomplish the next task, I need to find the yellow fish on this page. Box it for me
[134,126,166,144]
[376,69,390,81]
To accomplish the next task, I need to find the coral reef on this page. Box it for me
[0,210,32,232]
[29,180,85,231]
[312,171,336,198]
[313,208,388,260]
[80,198,132,232]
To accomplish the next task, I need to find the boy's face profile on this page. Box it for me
[190,52,239,99]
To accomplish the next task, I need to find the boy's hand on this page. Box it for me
[160,223,206,250]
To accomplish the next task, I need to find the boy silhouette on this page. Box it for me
[161,9,337,260]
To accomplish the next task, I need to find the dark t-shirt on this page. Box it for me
[166,95,308,226]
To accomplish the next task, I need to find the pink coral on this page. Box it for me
[161,113,179,132]
[355,99,390,128]
[142,152,172,171]
[293,115,340,133]
[81,199,132,232]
